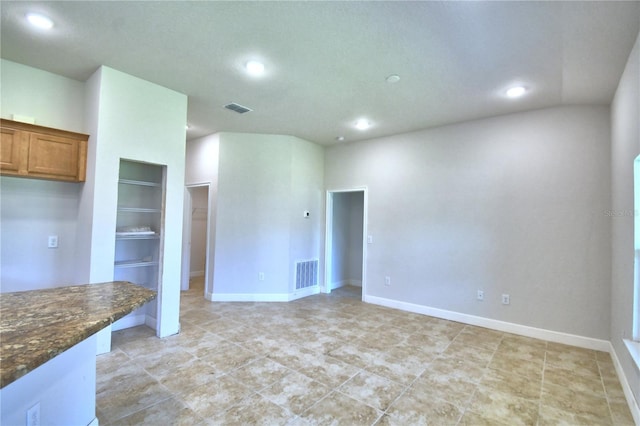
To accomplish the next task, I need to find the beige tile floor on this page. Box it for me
[96,280,635,425]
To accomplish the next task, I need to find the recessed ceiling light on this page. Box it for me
[506,86,527,98]
[336,136,345,142]
[26,13,54,30]
[386,74,400,84]
[355,119,371,130]
[245,60,265,76]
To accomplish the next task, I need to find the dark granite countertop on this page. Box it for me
[0,281,156,388]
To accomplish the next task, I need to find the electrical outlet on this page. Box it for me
[27,402,40,426]
[367,235,373,244]
[258,272,265,281]
[477,290,484,301]
[502,294,510,305]
[48,235,58,248]
[384,276,391,286]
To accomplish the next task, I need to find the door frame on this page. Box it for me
[181,182,211,298]
[324,187,368,300]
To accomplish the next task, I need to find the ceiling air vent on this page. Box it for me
[224,103,253,114]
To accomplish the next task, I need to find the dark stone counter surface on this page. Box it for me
[0,281,156,388]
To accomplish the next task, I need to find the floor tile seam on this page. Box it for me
[197,351,266,378]
[539,358,615,424]
[330,387,387,414]
[296,387,382,423]
[100,390,176,426]
[230,364,299,394]
[334,368,408,412]
[485,363,545,385]
[214,388,297,422]
[597,357,619,425]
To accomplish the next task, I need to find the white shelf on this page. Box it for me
[118,179,161,187]
[117,207,161,213]
[114,259,159,269]
[115,233,160,240]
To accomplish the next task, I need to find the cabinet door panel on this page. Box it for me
[0,128,24,173]
[27,133,79,179]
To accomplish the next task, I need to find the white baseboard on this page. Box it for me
[289,285,320,301]
[611,342,640,425]
[210,286,320,302]
[210,293,290,302]
[190,270,205,278]
[111,312,146,331]
[331,279,362,290]
[144,314,157,331]
[364,295,610,352]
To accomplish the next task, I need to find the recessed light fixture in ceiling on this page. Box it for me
[26,12,54,30]
[355,119,371,131]
[245,60,265,76]
[386,74,400,84]
[336,136,345,142]
[506,86,527,98]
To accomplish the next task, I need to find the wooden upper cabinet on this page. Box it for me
[0,119,88,182]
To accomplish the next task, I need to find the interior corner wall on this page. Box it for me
[0,60,85,292]
[212,133,323,299]
[79,66,187,338]
[610,31,640,404]
[325,105,612,340]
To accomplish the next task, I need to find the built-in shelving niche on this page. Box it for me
[112,159,166,332]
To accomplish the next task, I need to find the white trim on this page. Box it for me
[624,339,640,371]
[210,287,320,302]
[111,312,145,331]
[190,270,205,278]
[210,293,289,302]
[289,285,321,301]
[365,295,610,352]
[87,417,100,426]
[324,187,368,300]
[182,183,212,297]
[331,279,362,290]
[145,314,157,331]
[615,341,640,425]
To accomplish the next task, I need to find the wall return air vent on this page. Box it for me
[224,103,253,114]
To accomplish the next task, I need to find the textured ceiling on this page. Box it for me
[1,1,639,145]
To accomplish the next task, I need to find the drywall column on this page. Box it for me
[78,66,187,341]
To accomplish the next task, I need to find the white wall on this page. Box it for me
[0,59,85,132]
[78,66,187,338]
[326,105,612,339]
[0,60,86,292]
[212,133,324,300]
[611,31,640,406]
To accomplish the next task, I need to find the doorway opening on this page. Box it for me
[325,188,367,301]
[181,183,211,298]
